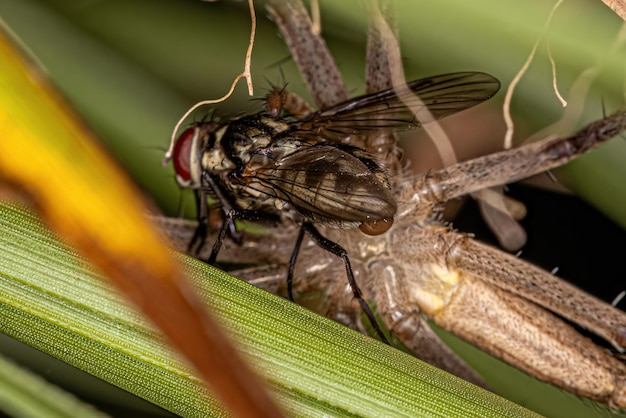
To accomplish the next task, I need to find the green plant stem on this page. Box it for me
[0,202,538,417]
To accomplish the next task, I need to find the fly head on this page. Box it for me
[171,121,222,189]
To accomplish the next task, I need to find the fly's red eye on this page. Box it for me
[359,217,394,236]
[172,127,196,181]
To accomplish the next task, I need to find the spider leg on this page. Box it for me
[403,109,626,210]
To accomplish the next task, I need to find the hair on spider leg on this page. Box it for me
[613,290,626,307]
[264,55,296,73]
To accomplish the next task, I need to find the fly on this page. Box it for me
[169,72,500,342]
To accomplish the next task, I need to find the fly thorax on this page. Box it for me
[258,116,291,135]
[202,125,233,173]
[232,129,270,165]
[220,116,276,166]
[267,137,309,159]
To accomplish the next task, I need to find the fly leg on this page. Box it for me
[287,226,306,301]
[187,188,210,256]
[208,211,231,265]
[187,188,240,259]
[208,208,281,265]
[196,170,281,265]
[301,223,391,345]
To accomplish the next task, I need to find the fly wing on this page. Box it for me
[244,144,397,226]
[294,72,500,141]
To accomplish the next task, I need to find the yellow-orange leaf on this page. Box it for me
[0,30,282,418]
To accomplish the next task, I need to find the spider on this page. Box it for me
[160,0,626,408]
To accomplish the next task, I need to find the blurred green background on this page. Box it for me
[2,0,626,220]
[1,0,625,417]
